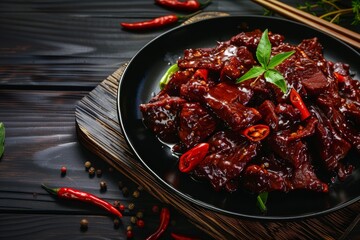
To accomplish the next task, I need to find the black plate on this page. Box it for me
[117,16,360,220]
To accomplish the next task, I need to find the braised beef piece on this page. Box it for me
[203,82,261,131]
[243,154,328,193]
[310,106,351,173]
[258,100,279,131]
[178,42,256,81]
[317,95,360,152]
[178,102,218,150]
[140,94,186,142]
[230,29,285,51]
[163,69,194,96]
[194,131,260,192]
[275,103,301,130]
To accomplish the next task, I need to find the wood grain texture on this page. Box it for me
[75,63,360,240]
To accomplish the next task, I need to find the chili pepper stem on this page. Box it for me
[199,0,212,8]
[41,184,60,196]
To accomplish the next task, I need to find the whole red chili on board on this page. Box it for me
[155,0,211,12]
[121,11,201,30]
[242,124,270,142]
[145,207,170,240]
[289,88,311,121]
[41,184,122,218]
[179,143,209,173]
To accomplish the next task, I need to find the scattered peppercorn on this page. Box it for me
[130,216,137,224]
[128,203,135,210]
[100,181,107,191]
[60,166,67,176]
[113,218,120,229]
[88,167,95,177]
[136,211,144,219]
[96,169,102,177]
[80,218,89,231]
[137,185,144,191]
[136,219,145,228]
[132,190,140,198]
[122,187,129,197]
[84,161,91,169]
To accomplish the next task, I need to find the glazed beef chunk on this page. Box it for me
[140,29,360,194]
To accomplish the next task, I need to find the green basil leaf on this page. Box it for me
[256,29,271,68]
[257,192,268,213]
[159,63,179,89]
[264,69,288,93]
[268,50,295,69]
[0,122,5,157]
[236,66,265,83]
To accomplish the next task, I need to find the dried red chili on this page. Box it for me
[179,143,209,173]
[145,207,170,240]
[171,232,200,240]
[333,72,347,83]
[155,0,211,12]
[289,88,311,121]
[193,68,208,80]
[121,11,200,30]
[41,184,122,218]
[242,124,270,142]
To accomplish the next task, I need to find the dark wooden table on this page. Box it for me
[0,1,359,239]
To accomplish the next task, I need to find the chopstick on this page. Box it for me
[251,0,360,49]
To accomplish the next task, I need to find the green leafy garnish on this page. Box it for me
[236,29,295,93]
[0,122,5,158]
[159,63,179,89]
[257,192,268,213]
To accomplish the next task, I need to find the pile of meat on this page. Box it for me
[139,29,359,194]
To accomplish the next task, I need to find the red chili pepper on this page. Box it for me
[289,88,311,121]
[333,72,347,83]
[121,11,201,30]
[171,232,200,240]
[41,184,122,218]
[242,124,270,142]
[145,207,170,240]
[155,0,211,12]
[179,143,209,173]
[193,68,208,80]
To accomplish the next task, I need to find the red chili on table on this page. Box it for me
[179,143,209,173]
[155,0,211,12]
[171,232,200,240]
[41,184,122,218]
[242,124,270,142]
[145,207,170,240]
[121,11,201,30]
[289,88,311,121]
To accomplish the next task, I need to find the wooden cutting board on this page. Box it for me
[75,12,360,240]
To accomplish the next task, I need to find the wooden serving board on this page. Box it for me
[75,12,360,240]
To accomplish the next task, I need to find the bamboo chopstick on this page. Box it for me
[251,0,360,49]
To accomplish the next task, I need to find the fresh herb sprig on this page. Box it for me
[298,0,360,25]
[0,122,5,158]
[236,29,295,93]
[257,192,268,213]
